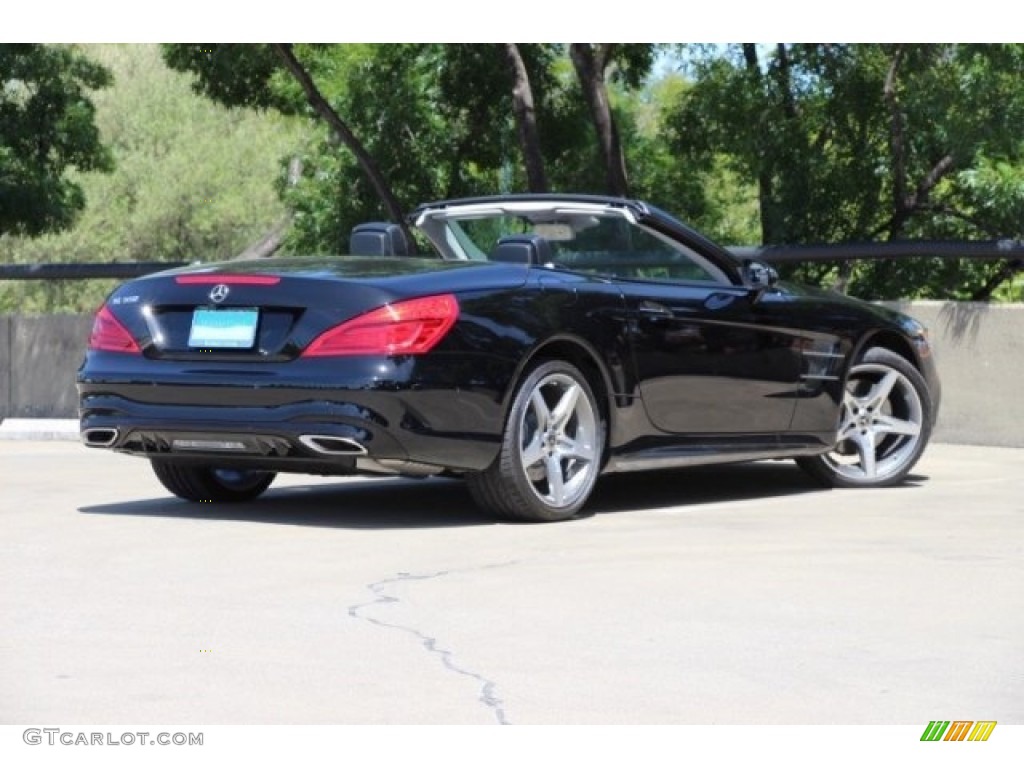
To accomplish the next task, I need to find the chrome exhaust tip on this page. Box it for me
[298,434,368,456]
[81,428,119,448]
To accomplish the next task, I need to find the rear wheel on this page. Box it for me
[467,360,604,522]
[797,347,931,488]
[150,460,275,502]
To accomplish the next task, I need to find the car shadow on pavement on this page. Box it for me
[78,476,490,530]
[78,462,930,530]
[591,462,928,517]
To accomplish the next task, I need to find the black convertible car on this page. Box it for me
[79,195,939,521]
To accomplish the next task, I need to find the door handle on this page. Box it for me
[704,292,739,311]
[638,300,673,318]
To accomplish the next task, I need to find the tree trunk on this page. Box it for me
[883,45,910,239]
[503,43,548,193]
[743,43,777,244]
[569,43,629,197]
[971,259,1022,302]
[236,219,288,260]
[236,157,302,260]
[272,44,413,245]
[775,43,798,120]
[881,46,958,242]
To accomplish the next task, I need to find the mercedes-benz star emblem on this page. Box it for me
[209,284,230,303]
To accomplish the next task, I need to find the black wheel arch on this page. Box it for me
[850,329,921,372]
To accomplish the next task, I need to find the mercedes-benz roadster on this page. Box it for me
[78,195,940,521]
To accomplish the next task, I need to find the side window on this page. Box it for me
[548,217,721,283]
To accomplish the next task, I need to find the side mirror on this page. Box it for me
[743,260,779,291]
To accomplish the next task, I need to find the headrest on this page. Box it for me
[490,234,552,265]
[349,222,410,256]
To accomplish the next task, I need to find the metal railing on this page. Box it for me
[1,240,1022,281]
[0,262,189,280]
[729,240,1024,264]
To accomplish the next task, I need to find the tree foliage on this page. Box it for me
[161,43,294,113]
[162,43,659,252]
[0,44,113,237]
[0,44,310,312]
[5,43,1024,310]
[666,44,1024,299]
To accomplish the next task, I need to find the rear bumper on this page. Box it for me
[79,391,501,474]
[78,354,509,474]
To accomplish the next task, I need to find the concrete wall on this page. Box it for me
[1,304,1022,446]
[882,302,1024,448]
[0,316,10,419]
[1,314,94,419]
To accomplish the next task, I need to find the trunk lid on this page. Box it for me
[105,255,525,361]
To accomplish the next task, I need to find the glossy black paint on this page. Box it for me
[79,195,941,482]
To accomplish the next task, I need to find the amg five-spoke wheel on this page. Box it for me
[468,360,604,521]
[519,370,599,508]
[797,347,932,488]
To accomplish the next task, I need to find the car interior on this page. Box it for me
[352,204,729,284]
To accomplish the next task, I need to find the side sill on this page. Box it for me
[603,444,830,474]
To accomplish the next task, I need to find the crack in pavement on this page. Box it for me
[348,562,517,725]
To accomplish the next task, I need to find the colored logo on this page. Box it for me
[920,721,997,741]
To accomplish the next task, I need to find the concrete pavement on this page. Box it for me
[1,441,1021,724]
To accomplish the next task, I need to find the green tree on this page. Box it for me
[0,44,308,313]
[504,43,548,192]
[161,42,1024,300]
[635,70,760,244]
[568,43,656,196]
[276,44,470,252]
[0,44,113,237]
[164,44,579,252]
[667,44,1024,300]
[272,44,410,240]
[161,43,293,113]
[164,43,423,250]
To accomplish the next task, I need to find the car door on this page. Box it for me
[623,281,804,435]
[543,212,804,436]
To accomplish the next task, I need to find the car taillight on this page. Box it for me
[303,294,459,357]
[174,274,281,285]
[88,305,140,354]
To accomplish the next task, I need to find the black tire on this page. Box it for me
[150,460,275,502]
[797,347,932,488]
[467,360,604,522]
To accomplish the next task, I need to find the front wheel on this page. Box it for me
[150,460,276,502]
[467,360,604,522]
[797,347,932,488]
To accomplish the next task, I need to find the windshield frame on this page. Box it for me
[413,198,738,286]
